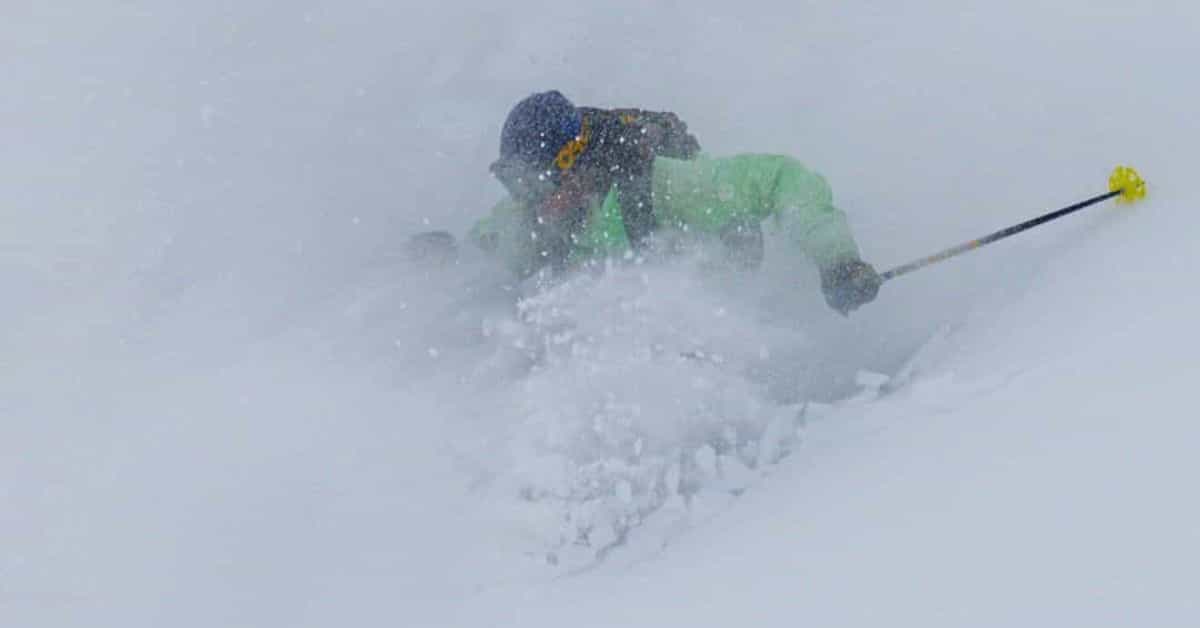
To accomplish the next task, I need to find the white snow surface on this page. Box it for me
[5,2,1199,626]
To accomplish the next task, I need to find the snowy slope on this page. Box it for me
[456,177,1200,627]
[5,1,1199,627]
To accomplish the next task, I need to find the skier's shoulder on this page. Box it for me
[580,106,701,160]
[685,153,828,188]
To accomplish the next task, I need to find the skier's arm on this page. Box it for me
[766,158,862,268]
[653,154,861,266]
[765,159,882,313]
[468,212,499,253]
[654,154,880,313]
[468,197,541,277]
[767,161,887,313]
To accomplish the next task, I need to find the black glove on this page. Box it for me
[819,258,882,315]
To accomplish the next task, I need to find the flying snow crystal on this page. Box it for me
[472,268,811,571]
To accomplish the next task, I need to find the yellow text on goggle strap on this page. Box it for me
[554,118,590,171]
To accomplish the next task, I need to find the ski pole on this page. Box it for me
[880,166,1147,282]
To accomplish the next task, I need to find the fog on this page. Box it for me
[5,1,1194,626]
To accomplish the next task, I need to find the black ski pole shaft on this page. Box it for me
[880,189,1122,282]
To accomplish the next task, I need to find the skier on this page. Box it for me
[406,92,699,267]
[471,90,882,315]
[482,91,700,251]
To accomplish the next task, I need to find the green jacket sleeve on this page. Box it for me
[652,154,861,268]
[470,187,632,276]
[469,197,541,277]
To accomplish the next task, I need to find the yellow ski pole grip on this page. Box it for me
[1109,165,1147,203]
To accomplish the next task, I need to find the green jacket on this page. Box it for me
[471,154,861,277]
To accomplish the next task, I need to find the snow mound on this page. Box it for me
[452,261,899,571]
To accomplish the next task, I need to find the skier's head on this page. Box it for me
[498,90,582,166]
[489,90,592,219]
